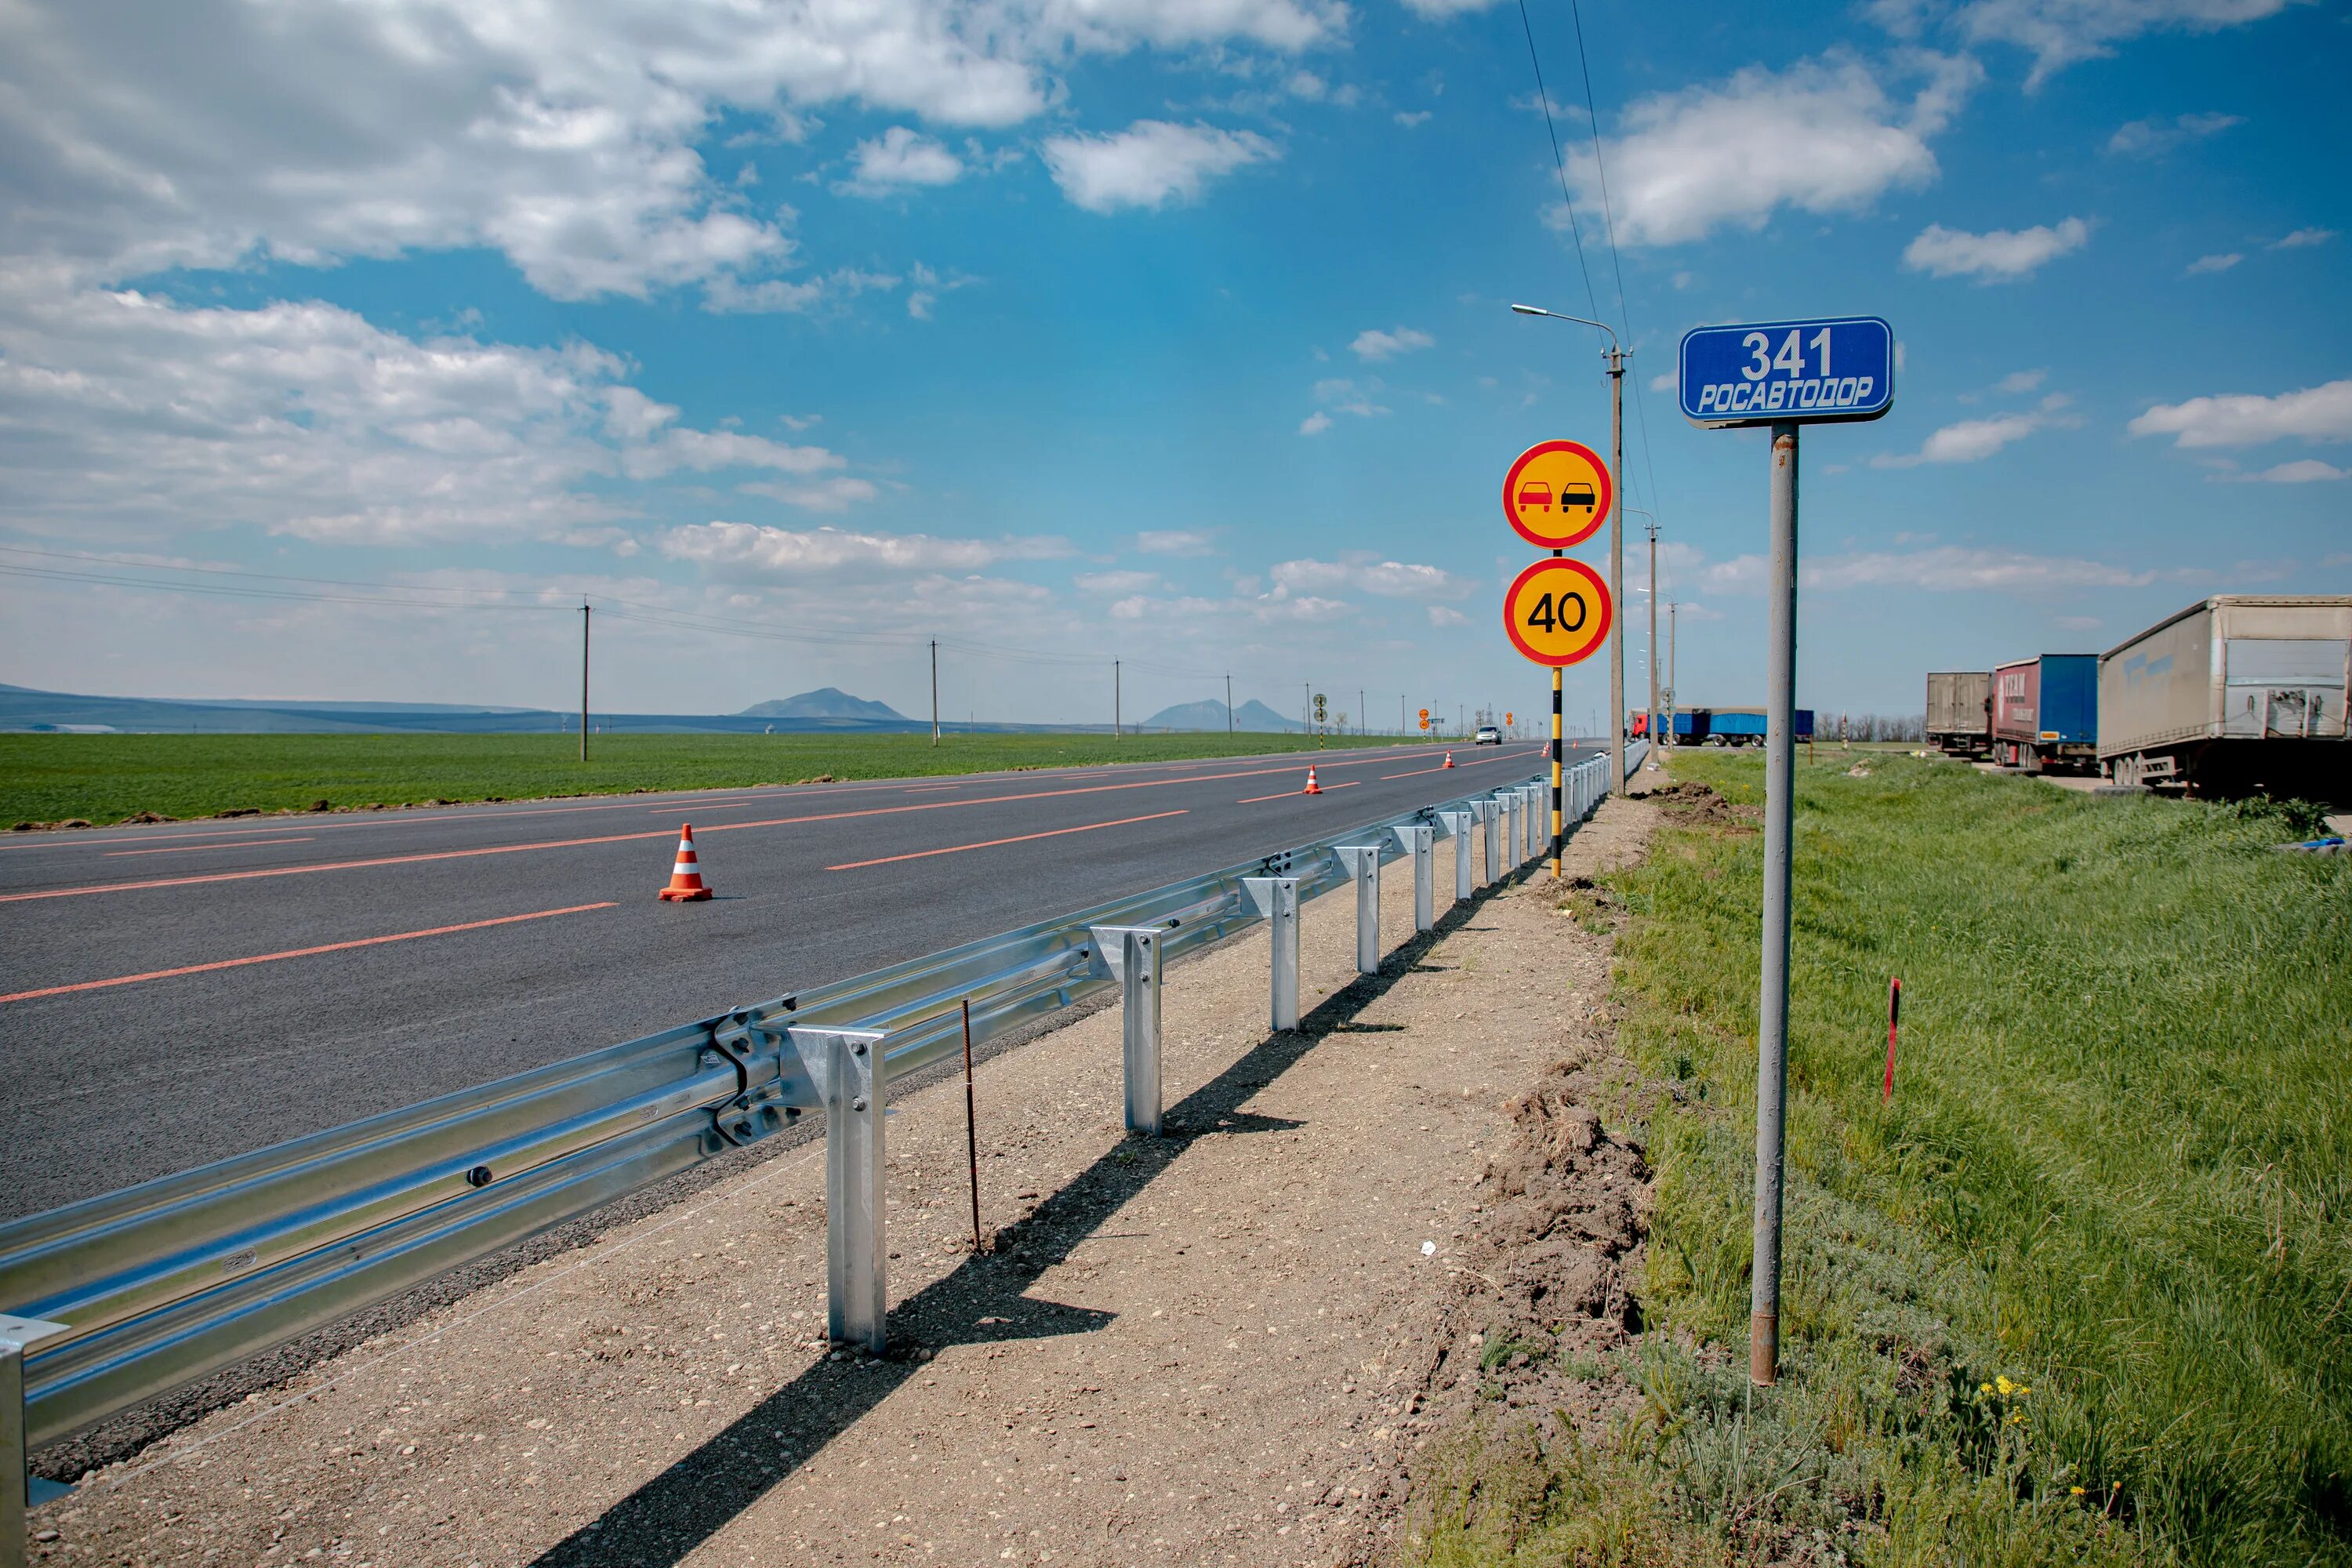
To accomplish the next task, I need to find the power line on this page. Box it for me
[1565,0,1666,531]
[1514,0,1603,325]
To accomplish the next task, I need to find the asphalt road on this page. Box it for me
[0,739,1586,1220]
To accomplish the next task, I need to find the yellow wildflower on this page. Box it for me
[1980,1382,1994,1395]
[2071,1486,2087,1497]
[1996,1374,2016,1396]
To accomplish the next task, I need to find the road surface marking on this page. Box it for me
[103,837,317,857]
[0,902,619,1004]
[1,748,1544,903]
[1380,749,1553,780]
[826,810,1189,871]
[1235,781,1365,804]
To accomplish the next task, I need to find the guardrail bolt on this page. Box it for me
[851,1096,869,1112]
[465,1166,493,1188]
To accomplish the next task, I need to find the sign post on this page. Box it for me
[1679,315,1893,1388]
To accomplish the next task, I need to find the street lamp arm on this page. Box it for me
[1508,303,1620,355]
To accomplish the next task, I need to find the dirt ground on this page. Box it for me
[29,788,1660,1568]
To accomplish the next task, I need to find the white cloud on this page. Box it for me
[1039,121,1276,212]
[2129,380,2352,447]
[0,265,862,546]
[1427,605,1468,626]
[736,477,882,511]
[1350,326,1434,361]
[1565,53,1976,247]
[1996,368,2046,393]
[1135,528,1218,556]
[2213,459,2347,483]
[1648,369,1678,394]
[1394,110,1433,128]
[1397,0,1503,15]
[0,0,1338,303]
[1904,217,2089,280]
[658,521,1070,575]
[2274,227,2336,249]
[1073,568,1161,593]
[2055,615,2102,631]
[840,128,964,196]
[1871,409,2056,466]
[1298,410,1334,435]
[2185,252,2241,275]
[2106,111,2242,157]
[1270,557,1469,601]
[1950,0,2299,88]
[1705,545,2158,592]
[700,267,902,316]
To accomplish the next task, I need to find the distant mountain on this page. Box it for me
[738,687,906,721]
[1139,697,1305,733]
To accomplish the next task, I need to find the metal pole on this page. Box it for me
[1668,601,1679,742]
[1550,664,1563,874]
[1226,673,1234,735]
[1359,688,1365,739]
[1751,419,1800,1388]
[931,639,940,747]
[960,1000,982,1253]
[579,600,590,763]
[1608,347,1626,794]
[1114,659,1121,741]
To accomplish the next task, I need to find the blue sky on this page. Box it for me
[0,0,2344,727]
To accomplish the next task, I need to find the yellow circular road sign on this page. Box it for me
[1503,558,1613,667]
[1502,439,1613,549]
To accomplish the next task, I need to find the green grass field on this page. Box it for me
[1404,753,2349,1566]
[0,730,1411,827]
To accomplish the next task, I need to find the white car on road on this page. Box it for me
[1473,725,1503,746]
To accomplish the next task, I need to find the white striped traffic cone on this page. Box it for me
[1442,750,1454,769]
[658,823,713,902]
[1303,766,1323,795]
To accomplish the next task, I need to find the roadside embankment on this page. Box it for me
[28,788,1652,1567]
[1393,751,2349,1567]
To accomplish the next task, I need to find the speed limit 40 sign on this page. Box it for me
[1503,558,1612,667]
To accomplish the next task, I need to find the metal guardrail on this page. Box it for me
[0,746,1632,1554]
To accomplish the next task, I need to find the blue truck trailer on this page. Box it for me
[1991,654,2098,772]
[1689,706,1814,746]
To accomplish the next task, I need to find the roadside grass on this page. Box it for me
[0,730,1409,826]
[1403,753,2349,1566]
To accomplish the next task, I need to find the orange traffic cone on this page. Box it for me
[1303,766,1323,796]
[659,823,713,902]
[1442,750,1455,769]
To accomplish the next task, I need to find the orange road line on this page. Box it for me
[105,837,316,857]
[1380,747,1546,780]
[0,902,618,1004]
[826,810,1188,871]
[3,749,1536,904]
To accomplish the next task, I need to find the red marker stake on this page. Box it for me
[1882,977,1903,1103]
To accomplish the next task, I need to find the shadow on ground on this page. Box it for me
[528,869,1535,1567]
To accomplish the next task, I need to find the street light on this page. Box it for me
[1510,303,1629,862]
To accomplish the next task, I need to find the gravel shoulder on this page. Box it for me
[31,790,1659,1568]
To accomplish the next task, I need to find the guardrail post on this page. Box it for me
[1523,783,1541,862]
[1241,877,1301,1030]
[1475,799,1501,887]
[1439,811,1474,902]
[787,1028,890,1353]
[1333,847,1382,975]
[3,1316,67,1568]
[1392,822,1435,931]
[1089,926,1163,1135]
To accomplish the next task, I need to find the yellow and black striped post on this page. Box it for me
[1550,663,1564,875]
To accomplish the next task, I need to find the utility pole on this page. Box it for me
[1358,688,1365,739]
[1114,659,1121,741]
[1607,343,1626,793]
[579,599,590,764]
[930,639,940,746]
[1225,673,1233,735]
[1303,681,1310,737]
[1667,601,1680,742]
[1646,517,1661,754]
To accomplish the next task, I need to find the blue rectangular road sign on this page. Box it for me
[1679,317,1894,428]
